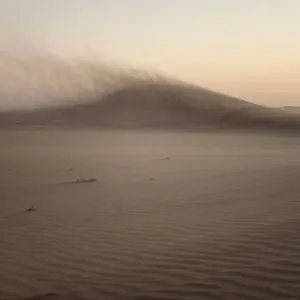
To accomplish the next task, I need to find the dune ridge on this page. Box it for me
[1,79,300,132]
[0,51,300,132]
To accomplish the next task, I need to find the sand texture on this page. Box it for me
[1,130,300,300]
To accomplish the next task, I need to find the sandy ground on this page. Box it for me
[1,129,300,300]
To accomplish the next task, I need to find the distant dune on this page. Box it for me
[281,106,300,114]
[1,79,300,132]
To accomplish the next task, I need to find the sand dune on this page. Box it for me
[1,129,300,300]
[281,106,300,114]
[0,51,299,132]
[1,80,300,132]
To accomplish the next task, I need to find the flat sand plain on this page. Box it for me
[1,129,300,300]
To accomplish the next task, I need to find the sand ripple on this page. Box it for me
[1,131,300,300]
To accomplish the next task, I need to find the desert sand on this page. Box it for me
[1,129,300,300]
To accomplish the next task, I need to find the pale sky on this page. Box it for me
[1,0,300,106]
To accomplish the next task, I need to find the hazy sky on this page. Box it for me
[1,0,300,106]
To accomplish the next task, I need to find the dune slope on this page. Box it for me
[1,81,300,131]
